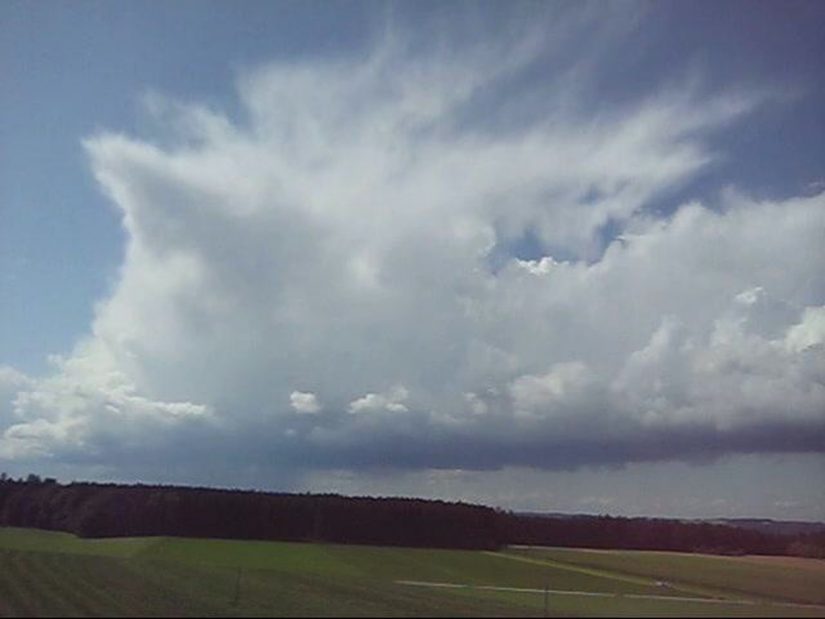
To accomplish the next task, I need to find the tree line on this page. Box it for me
[502,512,825,558]
[0,475,500,549]
[1,474,822,557]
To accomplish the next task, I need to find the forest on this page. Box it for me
[1,474,823,557]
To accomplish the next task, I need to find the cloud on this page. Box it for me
[290,391,321,414]
[785,307,825,353]
[349,386,410,414]
[0,342,211,461]
[1,9,823,482]
[510,362,591,413]
[0,366,33,430]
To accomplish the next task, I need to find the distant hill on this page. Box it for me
[516,512,825,537]
[705,518,825,537]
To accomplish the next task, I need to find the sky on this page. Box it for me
[1,0,824,521]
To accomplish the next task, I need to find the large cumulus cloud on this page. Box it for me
[2,18,824,481]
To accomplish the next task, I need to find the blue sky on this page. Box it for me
[2,0,377,375]
[1,1,824,519]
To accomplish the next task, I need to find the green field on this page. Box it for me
[0,528,823,617]
[507,546,825,606]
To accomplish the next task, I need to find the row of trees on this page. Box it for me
[0,476,501,549]
[1,474,823,557]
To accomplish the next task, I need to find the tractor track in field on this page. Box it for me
[394,580,825,610]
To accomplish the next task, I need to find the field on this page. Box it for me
[1,528,824,617]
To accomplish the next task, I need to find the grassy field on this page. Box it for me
[0,528,823,617]
[507,546,825,606]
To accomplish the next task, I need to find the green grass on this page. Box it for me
[508,546,825,606]
[139,537,668,595]
[447,586,825,618]
[0,528,823,617]
[0,527,155,558]
[0,548,533,617]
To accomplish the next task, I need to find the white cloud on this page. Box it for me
[464,392,489,416]
[516,256,563,276]
[0,341,211,460]
[0,366,33,431]
[1,12,823,479]
[290,391,321,414]
[510,362,591,413]
[349,386,409,414]
[785,307,825,353]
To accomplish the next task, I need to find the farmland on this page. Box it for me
[1,527,824,617]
